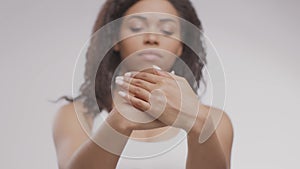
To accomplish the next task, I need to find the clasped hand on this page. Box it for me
[115,67,201,133]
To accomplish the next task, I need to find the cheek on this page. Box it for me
[164,41,182,55]
[119,37,143,59]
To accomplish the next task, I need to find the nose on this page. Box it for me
[143,33,159,46]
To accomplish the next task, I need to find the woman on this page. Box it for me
[52,0,234,169]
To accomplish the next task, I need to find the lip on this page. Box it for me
[138,49,163,61]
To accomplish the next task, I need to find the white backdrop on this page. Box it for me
[0,0,299,168]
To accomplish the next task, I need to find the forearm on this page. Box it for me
[185,107,228,169]
[65,140,121,169]
[66,118,133,169]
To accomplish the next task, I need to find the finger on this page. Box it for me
[145,89,168,120]
[116,78,151,102]
[125,71,161,83]
[124,68,163,83]
[156,70,184,81]
[118,91,151,112]
[156,70,173,79]
[144,66,174,80]
[123,76,154,92]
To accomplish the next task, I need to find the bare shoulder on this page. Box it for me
[52,101,93,136]
[52,101,94,168]
[202,105,234,132]
[203,105,234,161]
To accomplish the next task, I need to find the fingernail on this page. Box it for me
[124,72,132,77]
[170,70,175,74]
[115,79,124,85]
[118,91,127,98]
[152,65,161,70]
[115,76,124,81]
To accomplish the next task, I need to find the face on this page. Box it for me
[114,0,183,72]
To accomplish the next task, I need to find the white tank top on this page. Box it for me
[91,110,188,169]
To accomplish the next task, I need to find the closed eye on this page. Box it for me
[161,30,174,35]
[130,27,143,32]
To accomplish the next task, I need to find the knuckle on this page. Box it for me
[146,93,151,101]
[134,87,142,95]
[134,79,143,86]
[140,73,148,79]
[135,99,144,107]
[152,95,162,103]
[158,79,166,85]
[150,91,165,103]
[153,83,162,90]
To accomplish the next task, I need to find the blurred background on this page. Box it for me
[0,0,299,168]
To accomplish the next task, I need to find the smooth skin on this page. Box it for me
[52,0,234,169]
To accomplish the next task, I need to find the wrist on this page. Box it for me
[106,108,134,136]
[92,117,132,156]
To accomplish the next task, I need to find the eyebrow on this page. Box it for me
[127,15,147,21]
[126,15,178,23]
[159,18,177,24]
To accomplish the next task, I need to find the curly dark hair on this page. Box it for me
[54,0,207,117]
